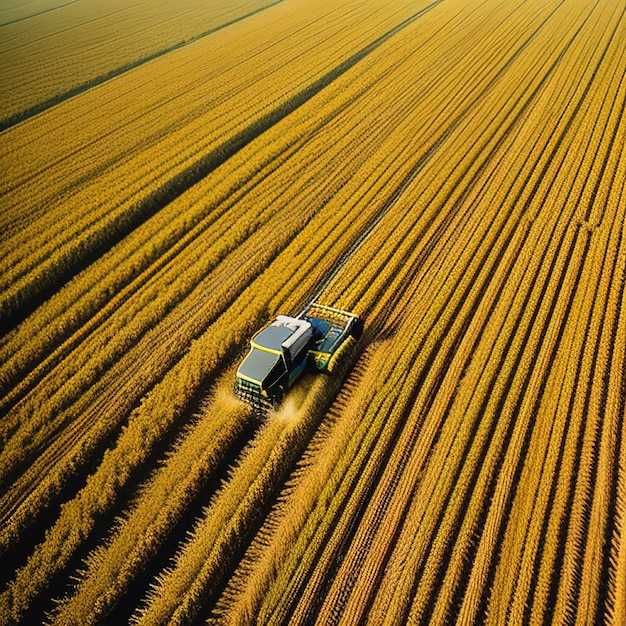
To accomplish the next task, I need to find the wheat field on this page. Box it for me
[1,0,624,623]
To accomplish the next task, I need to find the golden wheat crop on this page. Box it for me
[1,0,624,623]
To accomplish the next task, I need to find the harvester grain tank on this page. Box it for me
[234,303,362,412]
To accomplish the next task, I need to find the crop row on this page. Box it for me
[38,1,513,620]
[38,4,482,618]
[0,2,454,619]
[207,0,626,623]
[2,0,624,623]
[210,0,576,620]
[0,0,430,485]
[0,0,279,124]
[0,0,435,324]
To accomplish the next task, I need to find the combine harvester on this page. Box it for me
[235,303,362,412]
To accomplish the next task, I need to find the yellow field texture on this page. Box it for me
[0,0,279,125]
[0,0,624,624]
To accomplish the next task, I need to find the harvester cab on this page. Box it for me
[234,303,362,413]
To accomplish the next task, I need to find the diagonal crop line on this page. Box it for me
[1,0,446,331]
[0,0,286,130]
[0,0,79,27]
[307,0,570,318]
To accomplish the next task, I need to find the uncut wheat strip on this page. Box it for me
[0,0,419,216]
[480,186,608,620]
[401,239,547,626]
[408,236,592,624]
[604,222,626,626]
[378,140,588,624]
[264,17,502,302]
[330,0,588,312]
[356,0,608,616]
[502,2,614,226]
[539,184,625,626]
[210,344,383,624]
[0,1,309,163]
[0,2,378,285]
[370,213,535,622]
[459,203,613,626]
[260,37,478,311]
[326,7,531,305]
[49,384,252,626]
[601,121,626,624]
[428,8,624,620]
[264,3,528,312]
[579,87,626,626]
[0,2,434,322]
[448,128,624,622]
[0,0,200,52]
[407,216,592,624]
[0,5,397,381]
[480,4,624,620]
[327,123,543,623]
[552,125,626,626]
[324,224,531,625]
[4,84,416,614]
[477,203,594,620]
[439,57,624,620]
[526,24,626,626]
[330,114,548,621]
[457,246,595,623]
